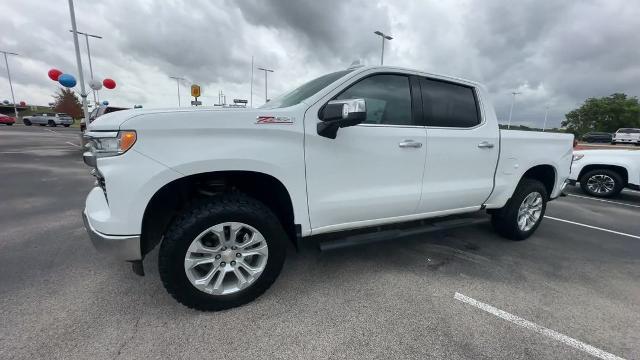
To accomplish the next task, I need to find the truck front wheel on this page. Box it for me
[158,193,287,311]
[491,178,548,241]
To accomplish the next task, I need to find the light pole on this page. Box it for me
[374,30,393,65]
[542,105,549,132]
[507,91,521,129]
[1,50,19,119]
[68,30,102,105]
[250,56,254,108]
[169,76,185,106]
[257,67,274,103]
[67,0,90,124]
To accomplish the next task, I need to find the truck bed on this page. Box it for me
[484,130,574,208]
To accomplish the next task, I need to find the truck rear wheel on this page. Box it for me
[48,120,56,127]
[491,178,548,241]
[158,193,287,311]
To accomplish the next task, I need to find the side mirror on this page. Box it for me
[317,99,366,139]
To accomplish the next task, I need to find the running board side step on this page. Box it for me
[316,214,489,252]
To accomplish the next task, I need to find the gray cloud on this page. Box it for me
[1,0,638,128]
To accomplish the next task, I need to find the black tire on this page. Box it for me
[491,178,548,241]
[39,124,46,126]
[48,120,56,127]
[63,124,70,127]
[579,169,624,198]
[6,123,13,126]
[611,142,616,145]
[159,193,287,311]
[23,119,31,126]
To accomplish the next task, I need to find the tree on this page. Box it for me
[52,88,83,119]
[562,93,640,136]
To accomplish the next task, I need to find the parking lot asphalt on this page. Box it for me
[1,125,639,360]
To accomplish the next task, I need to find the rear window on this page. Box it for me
[617,128,640,133]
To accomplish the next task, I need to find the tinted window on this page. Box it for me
[261,70,353,109]
[420,78,479,128]
[336,74,413,125]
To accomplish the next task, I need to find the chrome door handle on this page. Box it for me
[477,141,494,149]
[399,140,423,148]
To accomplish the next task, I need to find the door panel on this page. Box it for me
[419,127,498,212]
[305,124,426,231]
[417,78,499,213]
[304,73,427,232]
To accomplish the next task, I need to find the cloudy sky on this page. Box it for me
[1,0,639,128]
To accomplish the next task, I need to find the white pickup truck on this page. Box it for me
[82,65,573,310]
[570,149,640,197]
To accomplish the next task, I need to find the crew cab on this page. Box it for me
[23,112,74,127]
[611,128,640,145]
[82,66,573,311]
[569,149,640,197]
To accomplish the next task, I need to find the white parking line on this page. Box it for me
[44,128,57,134]
[65,141,80,148]
[544,216,640,240]
[454,292,625,360]
[566,194,640,208]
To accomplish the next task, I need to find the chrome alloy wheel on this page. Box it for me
[517,192,543,232]
[184,222,269,295]
[586,174,615,195]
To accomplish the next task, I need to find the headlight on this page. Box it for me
[88,130,137,157]
[572,154,584,161]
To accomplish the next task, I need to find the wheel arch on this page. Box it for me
[578,164,628,186]
[520,164,556,199]
[140,170,297,257]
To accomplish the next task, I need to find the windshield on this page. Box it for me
[260,69,353,109]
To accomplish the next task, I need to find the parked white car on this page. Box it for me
[82,65,573,310]
[23,112,74,127]
[611,128,640,145]
[570,149,640,197]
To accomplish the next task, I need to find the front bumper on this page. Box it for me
[82,210,142,261]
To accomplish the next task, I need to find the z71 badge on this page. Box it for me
[256,116,294,125]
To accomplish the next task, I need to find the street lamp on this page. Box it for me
[257,67,274,103]
[542,105,549,132]
[0,50,19,119]
[67,0,90,124]
[169,76,185,106]
[68,29,102,105]
[507,91,521,129]
[374,30,393,65]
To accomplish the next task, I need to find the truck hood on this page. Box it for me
[87,107,260,131]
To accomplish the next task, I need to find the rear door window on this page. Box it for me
[420,78,480,128]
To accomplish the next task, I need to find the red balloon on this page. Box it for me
[48,69,62,81]
[103,78,116,89]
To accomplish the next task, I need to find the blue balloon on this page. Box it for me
[102,101,109,106]
[58,73,77,88]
